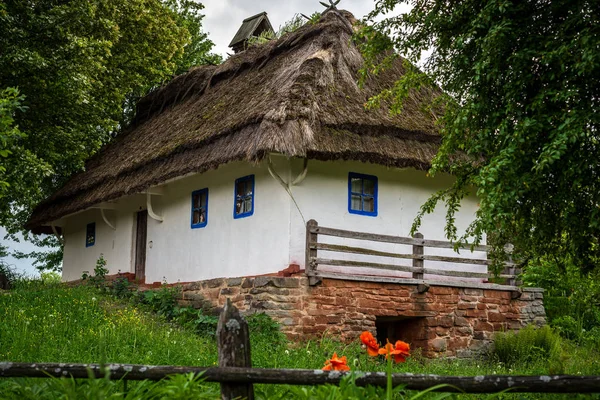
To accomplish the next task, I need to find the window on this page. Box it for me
[86,222,95,247]
[234,175,254,219]
[348,172,378,216]
[191,188,209,228]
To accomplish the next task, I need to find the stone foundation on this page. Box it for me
[176,275,545,358]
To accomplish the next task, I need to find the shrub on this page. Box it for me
[0,260,16,290]
[491,324,561,366]
[81,254,109,288]
[137,285,179,319]
[111,275,133,299]
[522,256,600,344]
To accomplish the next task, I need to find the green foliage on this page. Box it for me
[81,254,109,288]
[0,87,26,196]
[0,371,218,400]
[491,325,562,366]
[263,373,406,400]
[360,0,600,270]
[137,285,180,320]
[0,0,219,270]
[111,275,133,299]
[522,256,600,345]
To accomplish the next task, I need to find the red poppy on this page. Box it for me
[378,339,411,363]
[322,352,350,371]
[360,331,380,356]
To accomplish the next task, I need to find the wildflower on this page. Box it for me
[360,331,380,356]
[378,339,410,363]
[322,352,350,372]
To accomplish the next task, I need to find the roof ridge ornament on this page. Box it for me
[319,0,341,13]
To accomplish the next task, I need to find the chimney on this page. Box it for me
[228,12,275,53]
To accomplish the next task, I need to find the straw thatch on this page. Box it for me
[26,10,442,234]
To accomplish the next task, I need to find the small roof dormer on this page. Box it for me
[228,12,275,53]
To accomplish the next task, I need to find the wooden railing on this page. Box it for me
[305,219,518,287]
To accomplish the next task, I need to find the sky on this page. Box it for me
[1,0,413,276]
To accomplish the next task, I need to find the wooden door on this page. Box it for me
[135,210,148,282]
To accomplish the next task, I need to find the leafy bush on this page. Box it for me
[522,256,600,344]
[136,285,179,320]
[111,275,133,299]
[81,254,110,288]
[491,325,561,366]
[0,260,16,290]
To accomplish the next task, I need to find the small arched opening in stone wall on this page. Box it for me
[375,316,428,351]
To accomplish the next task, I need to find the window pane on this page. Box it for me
[86,223,95,246]
[237,181,249,196]
[193,210,200,224]
[363,178,375,195]
[193,194,200,209]
[363,196,374,212]
[235,199,243,214]
[200,192,207,207]
[350,177,362,193]
[351,194,362,211]
[199,209,206,223]
[243,197,252,213]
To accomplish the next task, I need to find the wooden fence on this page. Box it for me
[1,300,599,397]
[305,219,518,286]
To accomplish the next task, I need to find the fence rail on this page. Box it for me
[1,362,600,393]
[305,219,518,286]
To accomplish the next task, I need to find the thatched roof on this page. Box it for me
[26,10,442,234]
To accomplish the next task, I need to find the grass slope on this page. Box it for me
[0,284,216,366]
[1,282,600,399]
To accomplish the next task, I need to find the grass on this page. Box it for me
[1,280,600,399]
[0,282,217,366]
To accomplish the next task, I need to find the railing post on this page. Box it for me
[217,298,253,400]
[412,232,424,280]
[306,219,321,285]
[505,253,516,286]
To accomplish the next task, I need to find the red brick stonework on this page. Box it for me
[176,276,546,358]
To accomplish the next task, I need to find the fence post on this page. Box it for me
[412,232,424,280]
[306,219,321,286]
[217,298,253,400]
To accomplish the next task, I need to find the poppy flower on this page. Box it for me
[378,339,411,363]
[322,352,350,371]
[360,331,380,356]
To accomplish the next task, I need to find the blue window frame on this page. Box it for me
[234,175,254,219]
[191,188,209,228]
[348,172,378,216]
[86,222,96,247]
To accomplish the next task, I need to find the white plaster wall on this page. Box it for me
[62,208,134,282]
[287,159,486,280]
[60,157,483,283]
[144,160,291,283]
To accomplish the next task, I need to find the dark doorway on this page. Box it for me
[135,210,148,282]
[375,316,427,349]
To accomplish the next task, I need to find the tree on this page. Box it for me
[0,0,220,270]
[359,0,600,270]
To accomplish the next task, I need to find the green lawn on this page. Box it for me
[1,281,599,399]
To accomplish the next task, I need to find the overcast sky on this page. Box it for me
[1,1,414,276]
